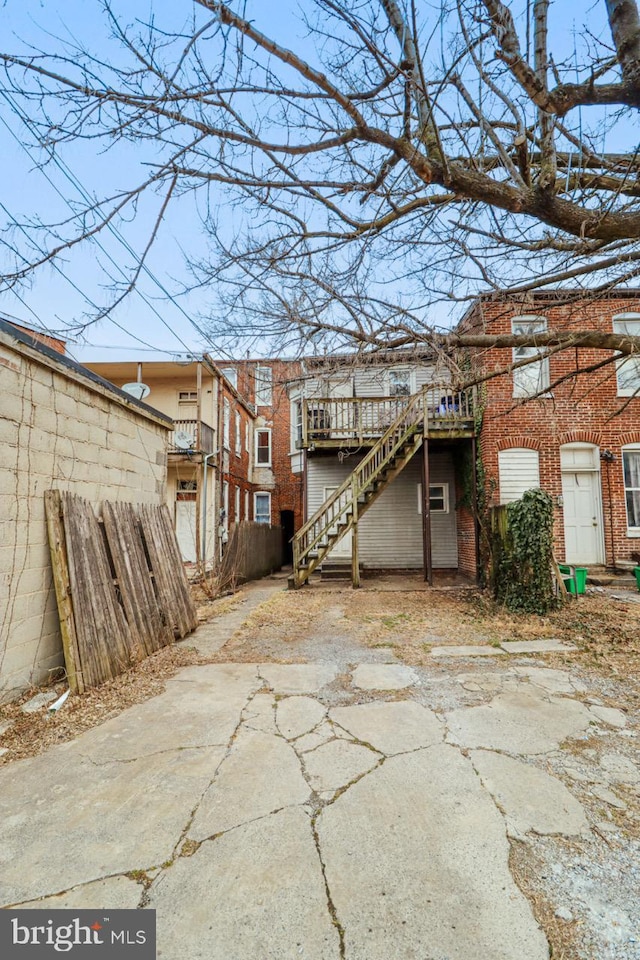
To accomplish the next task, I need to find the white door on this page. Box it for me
[560,445,604,564]
[176,500,197,562]
[325,486,352,559]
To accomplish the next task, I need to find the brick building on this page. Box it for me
[218,358,304,562]
[459,291,640,574]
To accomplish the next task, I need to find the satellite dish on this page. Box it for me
[122,382,151,401]
[174,430,196,450]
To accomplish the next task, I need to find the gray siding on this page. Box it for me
[306,449,458,568]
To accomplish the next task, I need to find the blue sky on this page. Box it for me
[0,1,305,362]
[0,1,621,361]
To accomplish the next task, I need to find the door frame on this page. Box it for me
[560,443,605,565]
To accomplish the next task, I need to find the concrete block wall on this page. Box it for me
[0,339,170,702]
[461,295,640,567]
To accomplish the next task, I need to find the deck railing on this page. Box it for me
[169,419,215,454]
[301,385,473,446]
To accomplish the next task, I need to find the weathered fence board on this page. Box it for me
[44,491,84,694]
[62,492,134,688]
[102,501,174,655]
[138,503,198,638]
[221,522,283,586]
[46,493,197,692]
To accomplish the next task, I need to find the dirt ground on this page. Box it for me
[1,577,639,960]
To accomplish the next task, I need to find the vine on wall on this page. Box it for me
[491,488,558,614]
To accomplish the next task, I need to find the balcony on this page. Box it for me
[299,386,475,449]
[169,419,215,455]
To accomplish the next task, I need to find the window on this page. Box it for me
[220,367,237,390]
[498,448,541,504]
[256,429,272,466]
[178,390,197,405]
[291,400,303,451]
[235,485,241,522]
[223,399,230,449]
[512,317,550,397]
[254,492,271,524]
[176,479,197,500]
[417,483,449,514]
[613,315,640,396]
[255,365,272,406]
[235,412,241,456]
[244,489,249,520]
[245,420,250,453]
[623,446,640,533]
[388,368,412,397]
[221,482,229,537]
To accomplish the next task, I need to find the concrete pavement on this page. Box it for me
[1,585,636,959]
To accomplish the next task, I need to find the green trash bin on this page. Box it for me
[635,567,640,593]
[558,564,588,595]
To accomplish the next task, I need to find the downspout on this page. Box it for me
[201,452,217,565]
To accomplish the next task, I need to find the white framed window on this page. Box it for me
[254,492,271,524]
[221,482,229,537]
[220,366,237,390]
[613,314,640,396]
[498,448,541,504]
[291,400,303,452]
[623,445,640,534]
[245,420,250,453]
[178,390,197,405]
[235,485,241,522]
[244,489,249,520]
[235,412,241,456]
[388,368,413,397]
[255,365,272,406]
[223,398,230,449]
[255,428,272,466]
[417,483,450,514]
[512,316,550,398]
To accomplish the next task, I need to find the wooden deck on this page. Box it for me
[299,387,475,449]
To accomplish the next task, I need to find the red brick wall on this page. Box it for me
[11,322,66,355]
[219,359,304,531]
[220,380,254,523]
[462,295,640,567]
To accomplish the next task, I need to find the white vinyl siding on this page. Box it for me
[306,452,457,568]
[498,448,541,504]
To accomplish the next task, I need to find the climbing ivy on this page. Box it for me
[492,488,557,614]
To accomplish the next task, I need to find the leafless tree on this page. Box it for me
[2,0,640,375]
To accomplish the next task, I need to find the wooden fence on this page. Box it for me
[218,522,283,589]
[45,491,198,694]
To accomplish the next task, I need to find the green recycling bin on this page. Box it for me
[635,567,640,593]
[558,564,588,595]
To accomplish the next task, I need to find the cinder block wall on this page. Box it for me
[0,338,170,701]
[461,295,640,567]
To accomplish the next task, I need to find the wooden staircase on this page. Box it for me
[291,390,429,587]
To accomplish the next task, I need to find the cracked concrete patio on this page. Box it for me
[1,578,638,960]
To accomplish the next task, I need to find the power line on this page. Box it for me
[0,89,201,356]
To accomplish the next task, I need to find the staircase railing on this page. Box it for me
[292,389,428,584]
